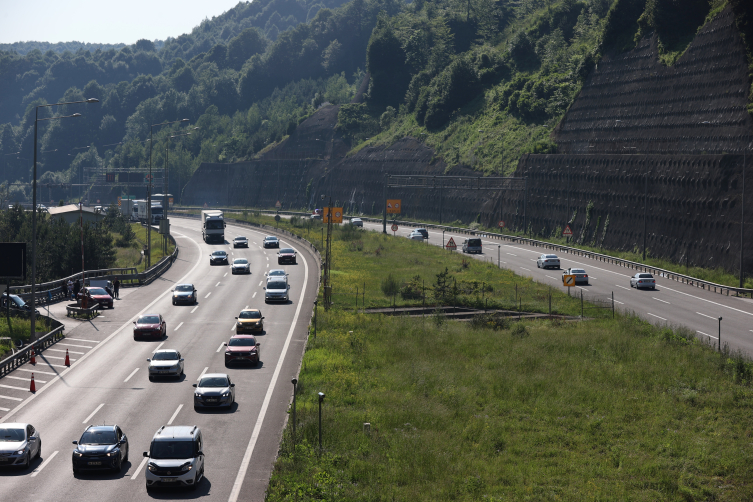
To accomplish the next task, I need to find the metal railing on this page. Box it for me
[0,320,65,378]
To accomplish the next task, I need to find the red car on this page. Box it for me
[78,287,114,309]
[224,335,261,366]
[277,248,297,265]
[133,314,166,340]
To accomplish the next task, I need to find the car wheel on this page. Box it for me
[21,452,30,469]
[190,471,200,490]
[114,456,122,472]
[35,442,41,460]
[73,468,80,476]
[172,300,175,305]
[124,446,128,463]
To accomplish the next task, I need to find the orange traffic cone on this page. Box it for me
[30,373,36,393]
[64,349,70,367]
[30,347,36,365]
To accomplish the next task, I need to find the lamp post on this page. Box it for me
[31,98,98,341]
[291,378,298,451]
[318,392,325,453]
[718,316,722,352]
[148,119,189,268]
[165,128,197,222]
[498,244,501,268]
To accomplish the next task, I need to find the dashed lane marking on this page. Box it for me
[615,285,631,291]
[252,292,257,298]
[197,367,208,381]
[154,342,165,352]
[124,368,139,383]
[521,267,531,272]
[0,384,30,392]
[167,404,183,425]
[697,330,717,340]
[697,312,717,320]
[5,376,46,384]
[131,457,148,480]
[653,297,670,304]
[0,395,23,401]
[56,343,93,349]
[204,292,212,299]
[190,305,199,314]
[216,282,221,287]
[0,406,8,411]
[647,313,667,321]
[15,368,56,376]
[216,342,225,353]
[30,450,58,477]
[614,299,625,305]
[174,322,184,331]
[83,403,105,423]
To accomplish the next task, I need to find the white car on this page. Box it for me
[630,273,656,289]
[0,423,41,468]
[231,258,250,274]
[265,269,288,279]
[147,349,184,380]
[350,218,363,227]
[408,230,424,241]
[536,254,560,269]
[233,236,248,248]
[264,278,290,303]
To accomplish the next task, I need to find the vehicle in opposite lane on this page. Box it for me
[562,268,589,285]
[536,254,561,269]
[224,334,261,366]
[193,374,235,409]
[350,217,363,227]
[72,425,128,474]
[209,250,228,265]
[148,349,185,380]
[462,238,482,254]
[0,423,41,469]
[144,425,204,491]
[233,236,248,248]
[278,247,297,264]
[408,230,424,241]
[265,278,290,303]
[231,258,250,274]
[263,236,280,248]
[133,314,166,340]
[630,273,656,290]
[235,309,264,333]
[172,284,197,305]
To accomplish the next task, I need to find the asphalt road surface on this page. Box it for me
[0,216,319,501]
[364,219,753,356]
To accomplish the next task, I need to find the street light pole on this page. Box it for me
[165,129,197,224]
[30,98,98,341]
[318,392,325,454]
[291,378,298,451]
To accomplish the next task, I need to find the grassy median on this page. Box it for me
[245,214,753,501]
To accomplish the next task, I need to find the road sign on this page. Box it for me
[386,199,401,214]
[391,224,398,232]
[563,274,575,287]
[445,237,457,250]
[169,197,174,206]
[323,207,344,223]
[275,200,281,208]
[498,220,505,228]
[563,225,573,236]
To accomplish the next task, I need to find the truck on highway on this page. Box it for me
[119,196,137,220]
[202,210,225,243]
[136,200,163,224]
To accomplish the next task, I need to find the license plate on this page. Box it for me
[0,458,8,462]
[88,461,102,466]
[161,478,177,482]
[206,398,218,402]
[159,371,170,374]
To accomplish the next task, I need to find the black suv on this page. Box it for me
[72,425,129,474]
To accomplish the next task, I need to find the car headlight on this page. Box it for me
[222,391,230,397]
[16,448,26,455]
[194,392,201,397]
[237,322,243,327]
[181,462,193,472]
[148,463,157,472]
[73,450,82,457]
[106,450,118,457]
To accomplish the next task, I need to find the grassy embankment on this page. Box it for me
[234,213,753,501]
[111,223,175,273]
[0,316,51,360]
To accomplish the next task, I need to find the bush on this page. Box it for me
[470,313,510,330]
[511,322,529,338]
[400,275,424,300]
[381,274,400,297]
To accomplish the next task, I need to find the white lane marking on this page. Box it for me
[154,342,165,352]
[197,367,208,381]
[5,376,46,384]
[124,368,139,383]
[662,284,753,318]
[204,292,212,298]
[216,282,221,287]
[0,233,204,424]
[507,253,517,256]
[647,313,667,321]
[0,395,23,401]
[259,281,263,286]
[30,450,58,477]
[230,323,236,331]
[39,363,67,369]
[190,305,199,314]
[653,297,670,304]
[0,406,8,411]
[48,348,84,355]
[167,404,183,425]
[15,368,56,376]
[546,275,557,280]
[131,457,149,480]
[82,403,105,424]
[521,267,531,272]
[229,231,310,501]
[245,305,249,309]
[697,312,717,320]
[252,292,257,298]
[42,355,75,361]
[64,338,99,343]
[613,299,625,305]
[591,277,598,280]
[266,263,269,268]
[56,343,93,349]
[224,273,228,277]
[0,383,31,391]
[697,330,718,340]
[216,342,225,353]
[266,256,269,261]
[615,285,631,290]
[174,322,184,331]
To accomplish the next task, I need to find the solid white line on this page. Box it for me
[697,311,717,320]
[0,395,23,401]
[615,285,631,290]
[252,292,257,298]
[0,384,29,391]
[697,330,718,340]
[30,450,58,477]
[154,342,165,352]
[83,403,105,424]
[65,338,99,343]
[167,404,183,425]
[0,233,204,424]
[48,348,84,355]
[216,282,221,287]
[216,342,225,353]
[174,322,184,331]
[124,368,139,383]
[204,292,212,298]
[647,313,667,321]
[546,275,557,280]
[197,367,208,381]
[190,305,199,314]
[15,368,56,376]
[652,297,670,304]
[131,457,149,480]
[5,376,46,384]
[229,232,310,501]
[56,343,93,349]
[506,253,517,256]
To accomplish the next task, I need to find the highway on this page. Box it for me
[363,219,753,356]
[0,216,319,501]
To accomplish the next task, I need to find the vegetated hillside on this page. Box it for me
[0,41,130,56]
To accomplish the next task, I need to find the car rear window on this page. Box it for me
[546,255,558,259]
[468,239,481,246]
[639,274,654,278]
[571,269,585,274]
[268,281,287,290]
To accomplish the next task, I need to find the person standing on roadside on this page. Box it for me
[113,278,120,300]
[67,279,74,300]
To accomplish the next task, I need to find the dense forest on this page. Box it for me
[0,0,751,204]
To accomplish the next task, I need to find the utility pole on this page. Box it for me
[642,162,648,261]
[324,195,333,310]
[382,174,387,234]
[741,151,746,288]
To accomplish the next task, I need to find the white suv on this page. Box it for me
[144,425,204,491]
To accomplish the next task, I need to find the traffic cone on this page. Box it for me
[65,349,70,367]
[30,347,35,365]
[30,373,36,393]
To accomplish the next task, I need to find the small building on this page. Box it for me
[47,204,105,225]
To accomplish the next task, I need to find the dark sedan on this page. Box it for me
[172,283,197,305]
[224,335,261,366]
[133,314,166,340]
[209,250,228,265]
[277,248,297,265]
[72,425,129,474]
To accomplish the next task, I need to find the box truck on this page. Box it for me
[136,200,163,224]
[201,210,225,243]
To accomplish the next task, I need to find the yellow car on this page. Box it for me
[235,309,264,333]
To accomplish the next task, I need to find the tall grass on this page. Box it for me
[0,316,50,359]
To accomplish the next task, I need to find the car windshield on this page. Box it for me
[175,285,193,292]
[239,311,261,319]
[280,248,294,254]
[153,351,179,361]
[265,237,276,241]
[234,259,248,264]
[88,288,108,295]
[206,220,224,229]
[212,251,226,256]
[80,430,117,444]
[0,428,25,441]
[150,440,194,459]
[138,316,160,324]
[234,237,246,241]
[639,274,654,278]
[268,281,287,290]
[199,376,229,387]
[268,270,285,276]
[228,338,257,346]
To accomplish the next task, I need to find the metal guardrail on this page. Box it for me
[0,321,65,378]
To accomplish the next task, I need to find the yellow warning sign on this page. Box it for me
[386,199,401,214]
[563,274,576,287]
[322,207,344,223]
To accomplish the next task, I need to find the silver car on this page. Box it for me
[264,278,290,303]
[233,236,248,248]
[144,425,204,491]
[350,218,363,227]
[562,268,589,285]
[148,350,184,380]
[263,236,279,248]
[408,230,424,241]
[231,258,250,274]
[0,423,41,469]
[630,273,656,290]
[536,254,560,269]
[193,373,235,410]
[265,269,288,279]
